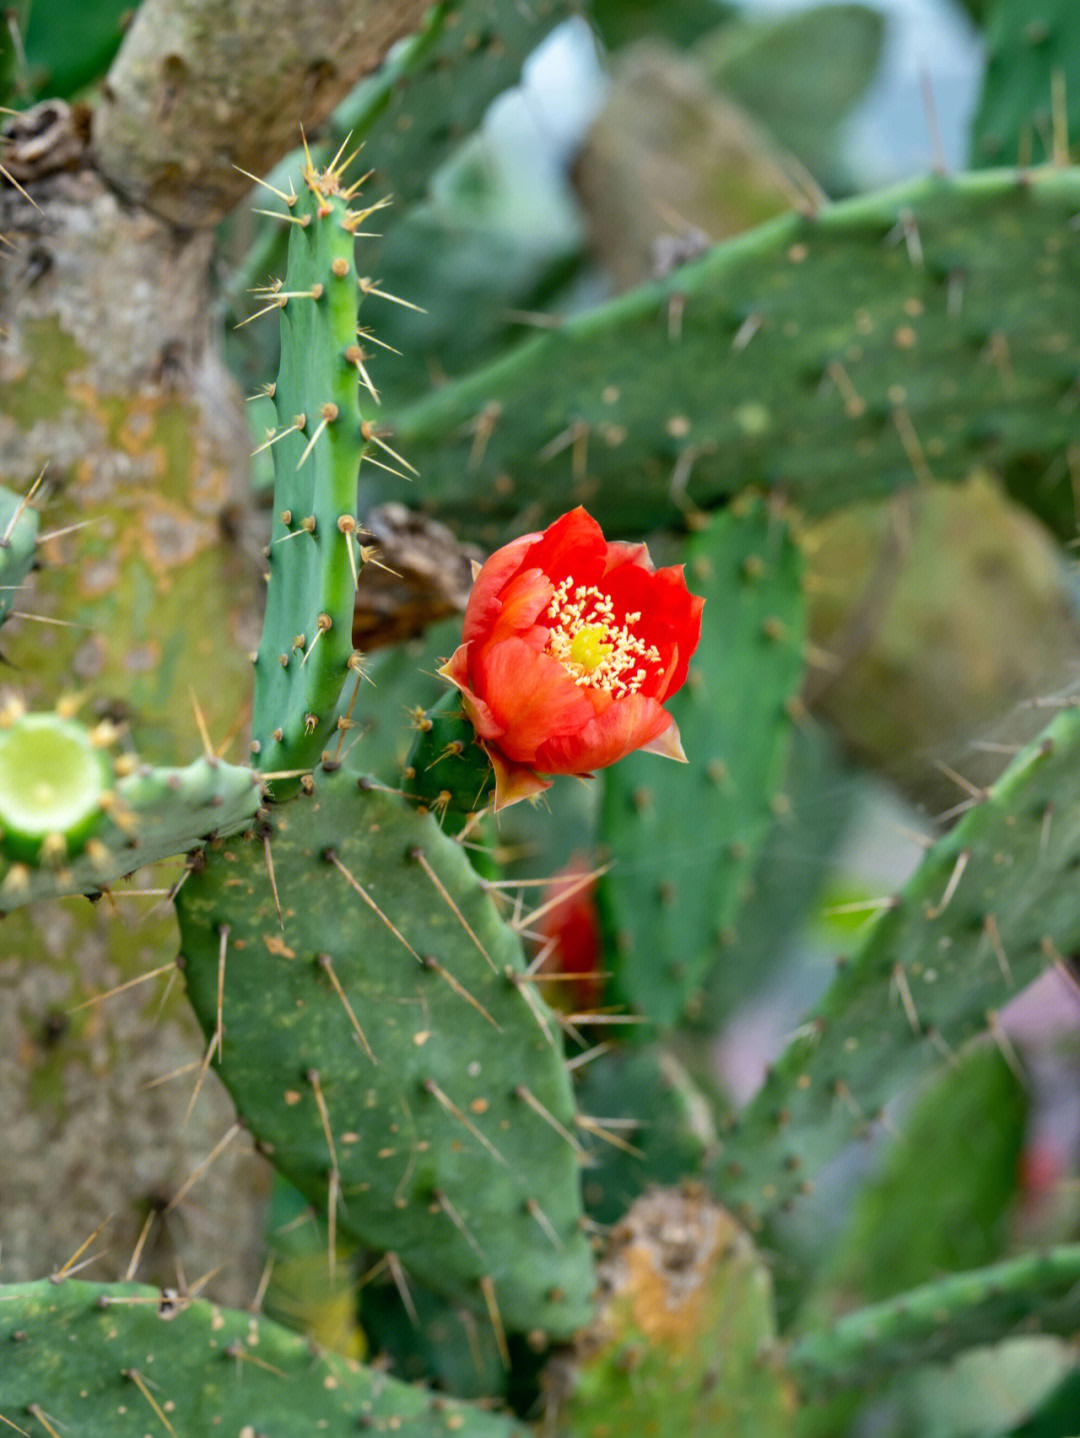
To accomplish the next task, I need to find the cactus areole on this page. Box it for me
[440,507,704,808]
[0,713,111,861]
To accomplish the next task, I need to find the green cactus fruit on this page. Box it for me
[0,706,262,906]
[249,153,386,785]
[788,1244,1080,1395]
[0,1279,525,1435]
[546,1188,795,1437]
[709,702,1080,1233]
[403,686,496,820]
[174,768,595,1339]
[972,0,1080,168]
[0,482,40,627]
[0,707,111,865]
[391,167,1080,544]
[598,495,804,1028]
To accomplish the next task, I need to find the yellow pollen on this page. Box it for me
[569,625,613,673]
[545,579,661,696]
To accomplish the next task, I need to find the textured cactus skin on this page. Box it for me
[710,704,1080,1229]
[403,687,496,818]
[0,485,38,627]
[788,1245,1080,1395]
[391,168,1080,543]
[598,496,804,1028]
[805,1044,1028,1318]
[174,769,594,1338]
[0,1279,525,1435]
[971,0,1080,168]
[249,163,374,785]
[572,1045,715,1227]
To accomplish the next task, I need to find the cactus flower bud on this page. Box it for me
[439,507,704,809]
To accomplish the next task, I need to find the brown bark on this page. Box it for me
[93,0,432,227]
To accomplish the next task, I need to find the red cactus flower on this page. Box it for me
[534,855,604,1013]
[439,506,704,809]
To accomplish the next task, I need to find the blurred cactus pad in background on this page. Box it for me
[3,0,1080,1433]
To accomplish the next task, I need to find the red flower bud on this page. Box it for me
[439,507,704,809]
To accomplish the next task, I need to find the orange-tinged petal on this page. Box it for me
[474,637,596,762]
[486,744,553,812]
[438,644,504,742]
[521,506,607,587]
[462,531,540,645]
[533,694,674,774]
[486,567,554,647]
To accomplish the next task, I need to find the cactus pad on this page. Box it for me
[174,769,595,1338]
[0,1279,524,1435]
[789,1245,1080,1394]
[711,703,1080,1229]
[598,497,804,1028]
[392,167,1080,542]
[250,156,380,782]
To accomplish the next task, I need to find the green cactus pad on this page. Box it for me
[598,497,804,1028]
[788,1245,1080,1394]
[250,160,378,783]
[709,702,1080,1229]
[0,734,262,907]
[971,0,1080,169]
[174,769,595,1338]
[0,1279,524,1435]
[805,1044,1028,1318]
[391,167,1080,543]
[572,1045,716,1227]
[0,483,39,627]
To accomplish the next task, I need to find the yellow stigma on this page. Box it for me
[569,624,613,673]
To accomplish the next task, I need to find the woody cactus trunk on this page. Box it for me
[3,1,1080,1434]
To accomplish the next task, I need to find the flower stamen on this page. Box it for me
[546,580,660,696]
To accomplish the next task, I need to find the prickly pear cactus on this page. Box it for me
[392,167,1080,543]
[598,494,804,1028]
[9,5,1080,1432]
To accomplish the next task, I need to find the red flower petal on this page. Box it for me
[474,637,597,763]
[486,567,554,648]
[444,507,704,809]
[462,531,540,646]
[534,694,676,775]
[487,745,553,812]
[520,506,607,588]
